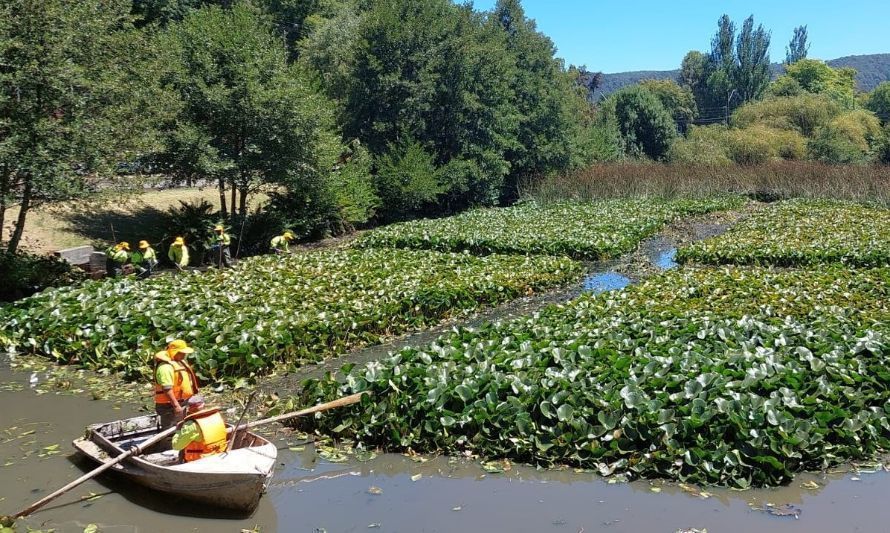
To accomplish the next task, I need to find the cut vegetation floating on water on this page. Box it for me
[0,249,580,381]
[678,199,890,267]
[297,265,890,488]
[356,197,744,259]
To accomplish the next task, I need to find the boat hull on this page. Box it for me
[73,414,277,513]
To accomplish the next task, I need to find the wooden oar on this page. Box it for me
[229,391,368,433]
[7,391,368,521]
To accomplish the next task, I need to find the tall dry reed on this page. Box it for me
[524,162,890,205]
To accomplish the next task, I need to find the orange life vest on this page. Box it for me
[153,351,198,405]
[181,408,228,462]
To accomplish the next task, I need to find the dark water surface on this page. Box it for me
[4,365,890,533]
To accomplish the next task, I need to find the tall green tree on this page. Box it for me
[785,25,809,65]
[157,2,340,224]
[493,0,587,199]
[343,0,519,213]
[866,82,890,124]
[639,79,698,123]
[0,0,159,253]
[679,50,710,111]
[734,16,771,103]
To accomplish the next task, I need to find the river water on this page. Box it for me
[4,364,890,532]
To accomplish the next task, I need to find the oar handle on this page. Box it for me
[227,392,368,434]
[12,424,178,519]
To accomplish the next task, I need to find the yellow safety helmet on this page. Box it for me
[173,236,185,246]
[119,241,130,251]
[283,231,295,240]
[138,240,150,249]
[214,224,224,232]
[166,339,194,357]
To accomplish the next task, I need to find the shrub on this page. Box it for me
[722,127,774,165]
[330,143,379,229]
[866,82,890,124]
[826,110,883,153]
[374,141,445,220]
[0,251,87,302]
[808,128,870,164]
[732,94,842,136]
[667,126,732,166]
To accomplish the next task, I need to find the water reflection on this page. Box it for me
[581,271,632,293]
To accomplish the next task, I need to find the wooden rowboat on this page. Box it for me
[72,414,277,512]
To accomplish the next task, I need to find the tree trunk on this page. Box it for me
[0,168,8,248]
[238,184,248,216]
[229,179,237,224]
[7,179,32,254]
[0,202,6,249]
[218,177,228,217]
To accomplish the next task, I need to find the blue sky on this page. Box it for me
[467,1,890,73]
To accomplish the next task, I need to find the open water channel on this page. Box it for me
[5,207,890,531]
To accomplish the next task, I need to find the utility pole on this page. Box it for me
[725,89,739,125]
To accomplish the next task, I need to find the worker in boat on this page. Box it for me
[172,394,228,462]
[131,240,158,279]
[168,236,190,272]
[270,230,295,255]
[106,241,131,277]
[209,224,232,268]
[154,339,199,429]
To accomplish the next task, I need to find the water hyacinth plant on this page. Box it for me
[0,249,580,381]
[678,199,890,267]
[356,197,744,259]
[298,266,890,488]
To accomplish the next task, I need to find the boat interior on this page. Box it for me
[93,415,266,467]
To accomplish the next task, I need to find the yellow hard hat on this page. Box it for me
[214,224,224,232]
[166,339,194,357]
[173,237,185,246]
[119,241,130,250]
[283,231,294,240]
[138,240,150,249]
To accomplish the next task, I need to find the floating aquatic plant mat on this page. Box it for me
[298,265,890,488]
[357,197,745,259]
[678,199,890,267]
[0,249,580,381]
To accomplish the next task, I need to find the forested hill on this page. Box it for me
[595,53,890,98]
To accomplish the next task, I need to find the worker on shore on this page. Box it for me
[106,241,131,277]
[209,224,232,268]
[172,395,228,463]
[154,339,199,429]
[168,236,189,271]
[270,231,295,255]
[131,240,158,279]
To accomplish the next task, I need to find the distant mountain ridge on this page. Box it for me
[595,53,890,98]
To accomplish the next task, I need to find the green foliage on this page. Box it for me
[357,198,743,259]
[0,0,162,252]
[732,94,842,136]
[603,86,677,160]
[158,200,217,264]
[866,82,890,124]
[374,142,445,220]
[679,200,890,266]
[779,59,857,106]
[667,126,733,166]
[331,143,379,227]
[767,75,803,97]
[156,2,341,229]
[678,51,710,109]
[639,79,698,122]
[0,251,86,302]
[0,249,581,380]
[785,25,809,65]
[297,265,890,488]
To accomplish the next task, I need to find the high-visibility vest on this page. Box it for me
[181,408,228,462]
[107,247,129,264]
[270,235,289,252]
[168,244,189,267]
[214,233,231,246]
[153,352,198,405]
